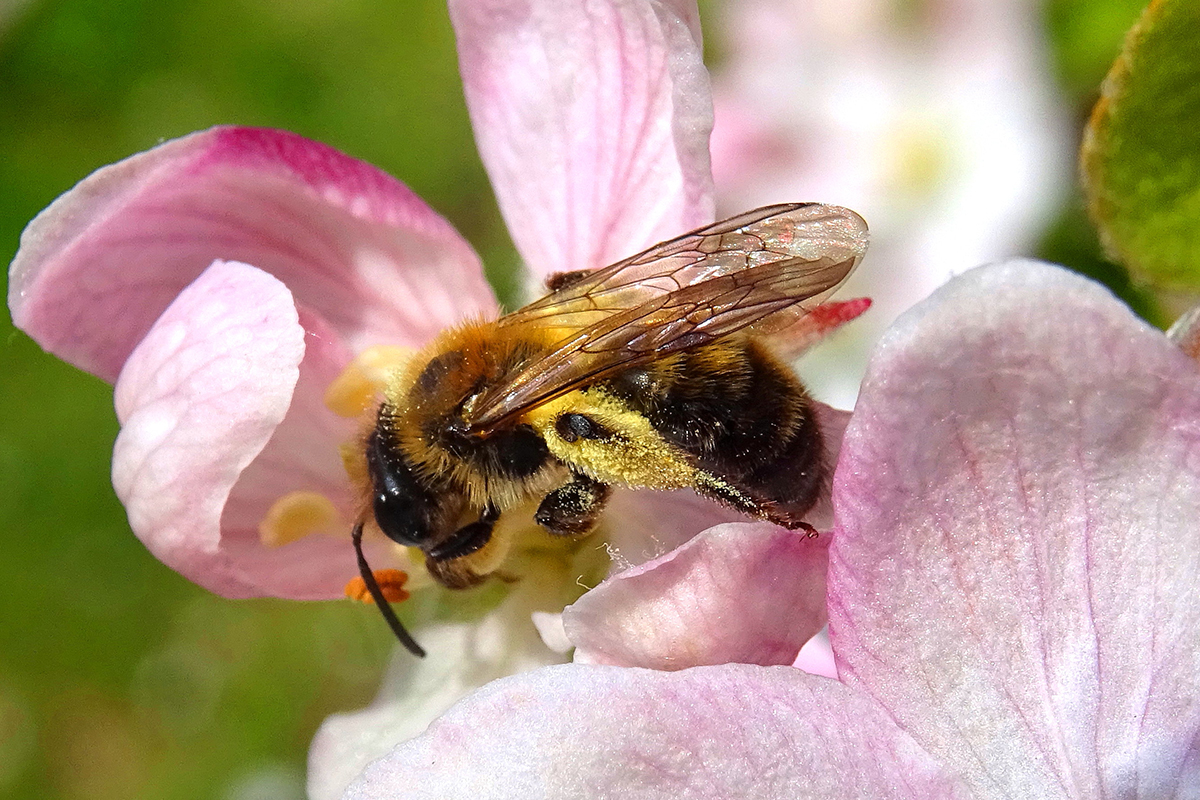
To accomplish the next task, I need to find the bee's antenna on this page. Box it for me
[351,522,427,658]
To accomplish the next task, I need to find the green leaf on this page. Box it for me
[1082,0,1200,289]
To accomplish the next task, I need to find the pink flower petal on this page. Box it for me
[345,664,971,799]
[830,260,1200,797]
[793,628,838,679]
[10,126,493,382]
[565,522,829,669]
[112,261,310,598]
[450,0,714,279]
[214,307,378,599]
[603,487,748,567]
[1166,303,1200,362]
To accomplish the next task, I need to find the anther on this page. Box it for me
[259,491,341,547]
[345,569,411,604]
[324,345,414,418]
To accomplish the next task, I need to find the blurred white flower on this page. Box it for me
[710,0,1073,406]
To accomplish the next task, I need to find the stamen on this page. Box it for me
[345,569,411,604]
[324,345,414,417]
[258,491,341,547]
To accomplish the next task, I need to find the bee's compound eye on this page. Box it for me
[373,490,427,547]
[366,430,436,546]
[555,412,609,443]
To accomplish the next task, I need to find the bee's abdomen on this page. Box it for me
[607,340,824,526]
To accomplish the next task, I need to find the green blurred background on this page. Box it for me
[0,0,1154,797]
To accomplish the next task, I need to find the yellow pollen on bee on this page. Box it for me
[324,345,415,418]
[258,490,343,547]
[344,569,411,604]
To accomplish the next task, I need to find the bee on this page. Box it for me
[350,203,868,656]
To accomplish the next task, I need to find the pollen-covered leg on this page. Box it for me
[695,470,820,532]
[535,471,611,537]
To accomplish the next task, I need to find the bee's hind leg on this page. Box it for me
[535,471,611,537]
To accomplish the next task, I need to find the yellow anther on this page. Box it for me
[340,441,369,487]
[345,569,411,604]
[324,345,415,418]
[258,491,342,547]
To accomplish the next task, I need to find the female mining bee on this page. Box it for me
[351,203,868,656]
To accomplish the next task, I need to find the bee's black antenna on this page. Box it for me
[352,522,427,658]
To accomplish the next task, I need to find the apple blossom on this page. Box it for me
[7,0,869,794]
[342,260,1200,799]
[7,0,726,602]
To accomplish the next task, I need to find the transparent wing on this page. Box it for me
[503,203,867,331]
[466,204,868,430]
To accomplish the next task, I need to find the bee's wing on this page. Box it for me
[502,203,867,331]
[467,204,868,430]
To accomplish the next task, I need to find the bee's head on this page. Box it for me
[365,413,464,548]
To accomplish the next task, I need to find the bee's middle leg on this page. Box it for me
[535,471,611,536]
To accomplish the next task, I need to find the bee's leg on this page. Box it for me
[543,269,594,292]
[424,504,504,589]
[697,473,820,537]
[535,471,611,536]
[427,504,501,562]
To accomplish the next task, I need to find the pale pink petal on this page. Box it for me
[450,0,714,279]
[603,487,747,568]
[112,261,310,598]
[10,126,493,382]
[214,307,383,599]
[565,522,828,669]
[530,611,573,654]
[308,589,567,800]
[803,400,851,531]
[345,664,971,799]
[830,260,1200,798]
[793,628,838,679]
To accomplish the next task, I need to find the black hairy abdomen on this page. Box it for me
[606,341,823,522]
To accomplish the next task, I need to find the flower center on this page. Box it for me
[883,114,954,203]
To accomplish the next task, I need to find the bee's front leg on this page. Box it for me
[424,504,504,589]
[427,504,501,562]
[535,471,611,536]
